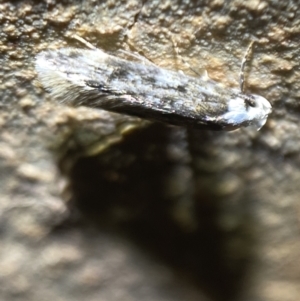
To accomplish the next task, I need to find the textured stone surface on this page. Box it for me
[1,0,300,301]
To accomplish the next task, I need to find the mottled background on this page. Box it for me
[1,0,300,300]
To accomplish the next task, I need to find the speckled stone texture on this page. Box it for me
[1,1,300,301]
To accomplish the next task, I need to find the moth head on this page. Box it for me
[223,92,272,130]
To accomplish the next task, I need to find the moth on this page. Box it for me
[35,36,271,131]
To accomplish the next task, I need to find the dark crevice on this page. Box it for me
[55,123,255,301]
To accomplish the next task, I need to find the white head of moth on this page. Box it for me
[217,41,271,130]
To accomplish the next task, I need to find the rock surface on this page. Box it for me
[1,1,300,301]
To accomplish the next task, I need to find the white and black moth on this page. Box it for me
[35,38,271,131]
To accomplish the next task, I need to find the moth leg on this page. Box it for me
[239,40,255,93]
[72,34,97,50]
[117,49,157,66]
[171,36,202,77]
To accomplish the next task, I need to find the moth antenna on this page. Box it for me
[240,40,255,93]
